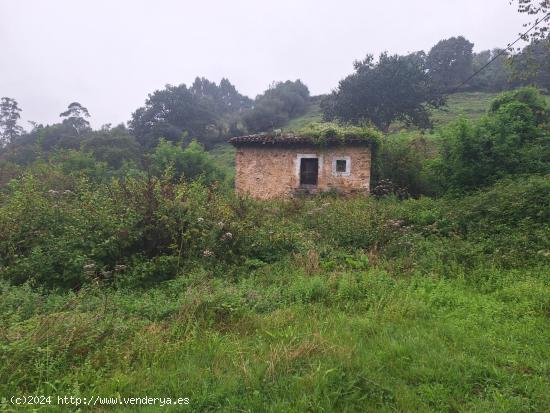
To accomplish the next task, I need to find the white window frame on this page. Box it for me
[332,156,351,177]
[295,154,323,180]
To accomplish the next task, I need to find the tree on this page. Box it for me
[470,49,512,91]
[60,102,91,135]
[130,79,250,149]
[190,77,252,115]
[0,97,24,147]
[151,139,224,184]
[81,124,141,170]
[130,84,216,149]
[321,52,445,132]
[512,38,550,90]
[243,80,310,133]
[426,36,474,91]
[513,0,549,43]
[375,135,437,197]
[435,87,550,191]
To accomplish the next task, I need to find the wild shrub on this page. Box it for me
[0,171,242,289]
[374,133,437,197]
[151,139,225,185]
[434,87,550,192]
[440,175,550,266]
[0,174,140,288]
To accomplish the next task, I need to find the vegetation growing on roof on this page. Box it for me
[293,122,383,146]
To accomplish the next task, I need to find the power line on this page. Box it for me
[449,11,550,93]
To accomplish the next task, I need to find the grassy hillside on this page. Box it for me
[282,92,550,132]
[431,92,500,125]
[284,102,323,130]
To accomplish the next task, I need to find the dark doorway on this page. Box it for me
[300,158,318,186]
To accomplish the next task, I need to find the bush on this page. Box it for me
[434,87,550,192]
[0,171,240,289]
[374,133,437,197]
[151,139,225,185]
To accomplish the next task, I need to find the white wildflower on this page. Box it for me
[221,232,233,241]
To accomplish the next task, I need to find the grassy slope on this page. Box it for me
[283,92,503,133]
[3,264,549,412]
[431,92,500,125]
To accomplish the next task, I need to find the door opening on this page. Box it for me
[300,158,318,186]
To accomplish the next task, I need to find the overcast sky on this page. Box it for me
[0,0,530,128]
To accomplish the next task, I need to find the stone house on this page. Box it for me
[229,133,373,199]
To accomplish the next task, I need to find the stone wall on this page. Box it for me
[234,145,371,199]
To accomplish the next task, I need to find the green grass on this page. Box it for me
[283,102,323,131]
[2,264,550,412]
[1,91,549,412]
[210,144,236,186]
[431,92,500,126]
[1,176,550,411]
[283,92,550,133]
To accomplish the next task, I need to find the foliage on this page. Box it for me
[434,87,550,191]
[150,139,225,185]
[1,175,549,410]
[294,121,382,146]
[209,143,236,187]
[321,52,445,132]
[244,80,310,133]
[190,77,253,116]
[2,117,89,161]
[512,0,550,43]
[129,84,216,148]
[81,124,141,170]
[59,102,91,136]
[427,36,474,91]
[374,133,437,197]
[470,49,513,92]
[0,97,24,147]
[0,171,243,289]
[49,150,109,179]
[129,79,251,149]
[511,38,550,90]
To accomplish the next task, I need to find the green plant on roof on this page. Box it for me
[293,122,383,146]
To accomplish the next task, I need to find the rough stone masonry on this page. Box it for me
[229,133,372,199]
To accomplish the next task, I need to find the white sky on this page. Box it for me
[0,0,530,128]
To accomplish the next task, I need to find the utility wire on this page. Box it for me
[449,11,550,93]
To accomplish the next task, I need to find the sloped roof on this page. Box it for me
[229,133,372,146]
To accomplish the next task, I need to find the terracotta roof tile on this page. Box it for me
[229,133,370,146]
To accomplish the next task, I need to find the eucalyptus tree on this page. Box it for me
[0,97,24,147]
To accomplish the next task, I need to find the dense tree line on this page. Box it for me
[129,78,253,150]
[321,36,550,130]
[1,32,549,184]
[0,77,312,173]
